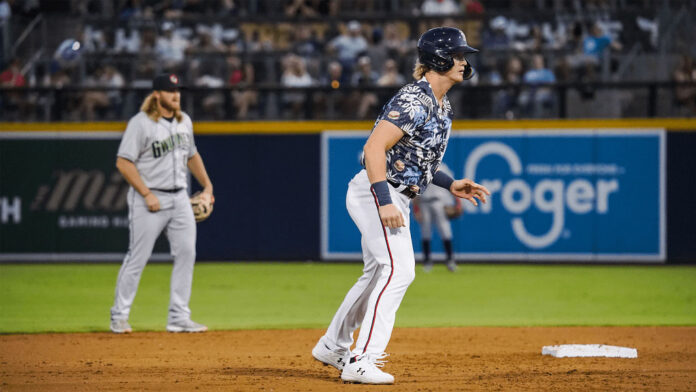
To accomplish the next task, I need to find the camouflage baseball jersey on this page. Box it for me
[367,77,453,195]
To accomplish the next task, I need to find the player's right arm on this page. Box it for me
[116,157,160,212]
[116,115,160,212]
[364,120,406,229]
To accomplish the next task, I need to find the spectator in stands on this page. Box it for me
[80,24,108,53]
[577,60,599,100]
[348,55,379,119]
[554,56,574,83]
[483,16,511,50]
[156,21,189,70]
[462,0,484,15]
[382,22,410,59]
[492,56,523,119]
[114,27,140,53]
[519,54,556,118]
[281,54,314,118]
[293,25,324,78]
[139,28,158,55]
[0,57,27,120]
[245,29,274,53]
[421,0,460,15]
[516,25,544,52]
[293,25,323,59]
[227,55,258,119]
[327,20,368,71]
[351,55,379,87]
[583,22,622,65]
[191,56,226,119]
[377,58,405,87]
[320,60,347,89]
[188,24,226,54]
[81,65,124,120]
[220,27,245,54]
[0,57,26,88]
[565,21,585,53]
[44,68,80,120]
[131,59,156,88]
[365,27,388,75]
[45,68,72,89]
[673,55,696,115]
[315,60,349,119]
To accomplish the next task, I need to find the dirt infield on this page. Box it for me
[1,327,695,391]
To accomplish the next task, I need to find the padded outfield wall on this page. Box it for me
[0,119,694,263]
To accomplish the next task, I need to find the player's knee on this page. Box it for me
[387,264,415,287]
[399,267,416,286]
[174,246,196,263]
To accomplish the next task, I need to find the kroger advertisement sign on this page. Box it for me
[321,130,665,262]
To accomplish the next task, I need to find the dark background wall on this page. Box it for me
[667,132,696,263]
[193,135,321,260]
[194,131,696,263]
[1,129,694,263]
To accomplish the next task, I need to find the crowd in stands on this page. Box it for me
[1,0,695,120]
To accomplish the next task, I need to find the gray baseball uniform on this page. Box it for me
[110,111,198,325]
[417,164,455,241]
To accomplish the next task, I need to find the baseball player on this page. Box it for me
[413,163,462,272]
[312,27,490,384]
[110,73,213,334]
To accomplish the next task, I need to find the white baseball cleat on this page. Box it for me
[446,259,458,272]
[110,319,132,334]
[312,338,350,370]
[166,319,208,333]
[340,353,394,384]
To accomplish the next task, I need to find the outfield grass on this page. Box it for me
[0,262,695,333]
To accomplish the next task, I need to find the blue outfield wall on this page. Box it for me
[322,130,666,262]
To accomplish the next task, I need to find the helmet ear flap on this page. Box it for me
[418,48,454,72]
[463,62,474,80]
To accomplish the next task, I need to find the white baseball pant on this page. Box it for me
[419,198,452,240]
[322,169,416,356]
[111,189,196,324]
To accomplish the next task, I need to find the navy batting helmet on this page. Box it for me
[417,27,478,73]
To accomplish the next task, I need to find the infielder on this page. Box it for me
[110,73,213,334]
[312,27,490,384]
[413,163,462,272]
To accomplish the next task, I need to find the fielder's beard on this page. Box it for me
[159,97,180,113]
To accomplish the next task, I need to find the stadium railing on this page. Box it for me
[1,81,694,122]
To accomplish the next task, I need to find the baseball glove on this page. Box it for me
[190,192,214,222]
[444,205,463,220]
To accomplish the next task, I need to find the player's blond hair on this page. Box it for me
[412,61,430,80]
[140,92,183,122]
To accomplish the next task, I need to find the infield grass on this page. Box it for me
[1,262,695,333]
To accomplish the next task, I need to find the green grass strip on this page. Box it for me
[0,262,694,333]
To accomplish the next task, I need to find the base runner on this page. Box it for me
[312,27,490,384]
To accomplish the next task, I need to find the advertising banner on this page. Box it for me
[0,133,169,261]
[321,129,665,262]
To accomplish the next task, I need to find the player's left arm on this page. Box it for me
[449,178,490,207]
[432,169,490,207]
[187,153,214,203]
